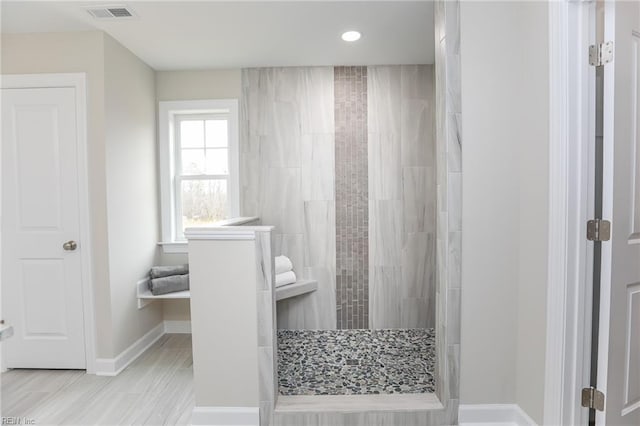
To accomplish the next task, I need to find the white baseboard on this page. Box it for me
[95,322,164,376]
[191,406,260,426]
[164,320,191,334]
[459,404,537,426]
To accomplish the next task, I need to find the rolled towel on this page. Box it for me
[275,271,297,288]
[275,255,293,275]
[149,274,189,296]
[149,264,189,279]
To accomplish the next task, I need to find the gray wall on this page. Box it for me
[460,2,549,423]
[1,32,164,358]
[368,65,436,329]
[103,34,163,356]
[241,67,337,330]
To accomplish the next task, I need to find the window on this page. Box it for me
[159,100,239,251]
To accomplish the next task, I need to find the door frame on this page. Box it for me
[545,1,598,425]
[1,73,97,373]
[545,1,621,424]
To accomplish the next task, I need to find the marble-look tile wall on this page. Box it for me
[334,66,369,329]
[434,0,461,423]
[255,230,277,426]
[273,403,459,426]
[241,68,337,330]
[367,65,436,329]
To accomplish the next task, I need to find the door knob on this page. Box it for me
[63,240,77,251]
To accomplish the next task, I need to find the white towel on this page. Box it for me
[275,255,293,275]
[275,271,297,288]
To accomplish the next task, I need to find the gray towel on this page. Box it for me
[149,274,189,295]
[149,264,189,279]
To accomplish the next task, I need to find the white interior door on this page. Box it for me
[602,1,640,424]
[1,86,86,369]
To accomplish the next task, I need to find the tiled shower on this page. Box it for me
[240,64,437,397]
[240,3,459,414]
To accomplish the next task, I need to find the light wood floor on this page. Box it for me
[1,334,194,425]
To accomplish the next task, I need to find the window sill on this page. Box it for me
[158,241,188,254]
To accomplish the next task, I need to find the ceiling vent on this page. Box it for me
[85,5,137,19]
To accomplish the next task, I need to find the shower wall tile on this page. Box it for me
[368,65,436,329]
[434,0,445,43]
[435,0,462,418]
[403,167,436,234]
[300,67,335,134]
[401,297,430,328]
[401,64,432,100]
[401,99,433,167]
[301,134,334,201]
[240,146,260,216]
[448,344,460,399]
[445,0,461,55]
[367,66,402,135]
[369,200,403,268]
[263,102,301,167]
[258,346,275,402]
[446,54,462,114]
[368,133,402,200]
[256,231,273,292]
[448,172,462,232]
[257,290,273,346]
[242,67,337,331]
[260,167,303,234]
[242,68,261,137]
[335,66,369,329]
[303,201,336,269]
[448,113,462,173]
[273,402,459,426]
[254,230,276,426]
[402,232,435,300]
[304,266,337,329]
[448,231,462,289]
[447,288,461,344]
[273,67,301,102]
[369,266,402,329]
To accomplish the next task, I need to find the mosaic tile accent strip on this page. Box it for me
[334,66,369,329]
[278,328,435,395]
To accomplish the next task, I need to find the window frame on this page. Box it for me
[158,99,239,253]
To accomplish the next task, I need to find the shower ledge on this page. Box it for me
[276,280,318,301]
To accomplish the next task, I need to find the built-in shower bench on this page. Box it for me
[275,279,317,301]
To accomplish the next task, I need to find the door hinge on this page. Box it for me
[582,387,605,411]
[589,42,614,66]
[587,219,611,242]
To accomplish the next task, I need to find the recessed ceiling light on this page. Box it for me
[341,31,361,42]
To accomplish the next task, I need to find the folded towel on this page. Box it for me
[275,255,293,275]
[275,271,297,288]
[149,274,189,295]
[149,264,189,279]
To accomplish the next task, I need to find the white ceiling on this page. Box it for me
[1,1,435,70]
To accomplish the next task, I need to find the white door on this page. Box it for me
[603,1,640,424]
[1,86,86,369]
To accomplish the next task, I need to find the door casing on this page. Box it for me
[0,73,96,373]
[545,1,597,425]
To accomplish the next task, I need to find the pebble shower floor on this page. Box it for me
[277,328,436,395]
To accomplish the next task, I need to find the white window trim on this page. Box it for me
[158,99,240,253]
